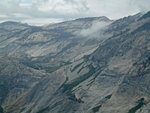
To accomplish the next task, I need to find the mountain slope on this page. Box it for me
[89,11,150,113]
[0,17,112,73]
[1,12,150,113]
[0,17,112,112]
[0,55,46,109]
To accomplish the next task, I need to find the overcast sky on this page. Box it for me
[0,0,150,25]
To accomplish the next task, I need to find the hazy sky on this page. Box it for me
[0,0,150,25]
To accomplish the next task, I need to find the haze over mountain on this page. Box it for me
[0,9,150,113]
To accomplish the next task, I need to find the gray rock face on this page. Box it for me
[0,17,112,112]
[0,55,45,108]
[0,12,150,113]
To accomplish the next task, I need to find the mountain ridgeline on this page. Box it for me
[0,11,150,113]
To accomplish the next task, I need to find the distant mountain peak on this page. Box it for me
[1,21,21,25]
[0,21,29,27]
[75,16,111,22]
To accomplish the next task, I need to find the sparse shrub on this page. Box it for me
[92,105,102,113]
[128,98,146,113]
[0,106,3,113]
